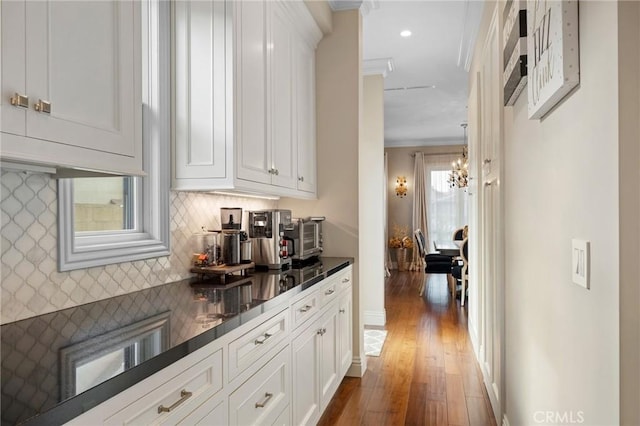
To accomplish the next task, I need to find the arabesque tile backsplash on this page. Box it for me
[1,170,275,324]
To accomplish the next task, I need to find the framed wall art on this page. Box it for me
[527,0,580,119]
[503,0,527,106]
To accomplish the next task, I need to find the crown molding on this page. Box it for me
[328,0,378,15]
[363,58,394,78]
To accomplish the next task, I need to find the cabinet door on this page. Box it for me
[235,0,271,185]
[1,0,142,173]
[1,1,27,137]
[291,321,320,425]
[25,0,140,158]
[338,289,353,377]
[294,38,317,194]
[270,2,296,190]
[173,0,229,183]
[318,307,339,411]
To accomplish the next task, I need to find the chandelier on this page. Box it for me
[448,123,469,189]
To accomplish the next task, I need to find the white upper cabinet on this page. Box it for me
[293,36,317,194]
[172,0,322,198]
[0,0,142,175]
[269,1,297,190]
[172,0,231,188]
[234,0,270,186]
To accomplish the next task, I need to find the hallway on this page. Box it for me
[318,272,496,426]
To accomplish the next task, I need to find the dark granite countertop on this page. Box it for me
[1,257,353,426]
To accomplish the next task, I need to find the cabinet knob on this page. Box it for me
[34,99,51,114]
[9,93,28,108]
[339,309,345,314]
[274,169,279,176]
[298,176,304,182]
[483,158,492,164]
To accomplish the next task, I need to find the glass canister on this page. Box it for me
[192,231,220,266]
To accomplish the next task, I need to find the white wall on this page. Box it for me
[360,74,385,326]
[496,1,620,424]
[279,9,366,376]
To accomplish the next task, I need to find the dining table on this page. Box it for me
[433,240,463,257]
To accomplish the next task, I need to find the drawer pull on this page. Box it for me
[325,289,335,296]
[157,389,192,413]
[339,309,345,313]
[255,392,273,408]
[299,304,312,313]
[342,278,350,283]
[317,328,326,336]
[254,332,273,345]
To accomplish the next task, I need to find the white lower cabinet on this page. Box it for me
[338,287,353,378]
[291,280,350,425]
[229,346,290,426]
[292,316,321,425]
[65,265,353,426]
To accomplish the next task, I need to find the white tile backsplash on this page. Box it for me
[1,170,276,324]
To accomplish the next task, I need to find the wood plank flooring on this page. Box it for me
[318,271,497,426]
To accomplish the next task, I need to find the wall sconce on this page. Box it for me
[395,176,407,197]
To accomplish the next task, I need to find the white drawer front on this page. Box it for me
[229,347,290,426]
[319,278,339,309]
[291,290,320,330]
[106,348,223,426]
[228,309,289,380]
[335,268,352,293]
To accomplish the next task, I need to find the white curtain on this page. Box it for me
[425,155,468,250]
[384,153,391,276]
[409,152,428,271]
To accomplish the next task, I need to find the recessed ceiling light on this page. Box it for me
[400,30,412,38]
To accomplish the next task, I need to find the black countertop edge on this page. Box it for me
[19,257,353,426]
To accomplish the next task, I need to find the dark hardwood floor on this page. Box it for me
[318,271,497,426]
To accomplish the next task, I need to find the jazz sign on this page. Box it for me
[527,0,579,119]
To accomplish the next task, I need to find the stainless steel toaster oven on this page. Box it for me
[285,217,325,261]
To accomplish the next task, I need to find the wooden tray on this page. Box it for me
[190,262,254,284]
[190,274,253,289]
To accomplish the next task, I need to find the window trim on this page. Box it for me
[57,0,170,272]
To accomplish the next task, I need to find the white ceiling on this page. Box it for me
[362,0,484,147]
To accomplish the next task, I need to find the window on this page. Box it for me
[426,167,468,243]
[57,0,170,271]
[73,177,136,232]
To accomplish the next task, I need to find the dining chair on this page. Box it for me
[451,237,469,306]
[414,229,454,296]
[452,227,465,241]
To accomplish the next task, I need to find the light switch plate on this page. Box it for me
[572,239,590,289]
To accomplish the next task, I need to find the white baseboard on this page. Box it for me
[346,355,367,377]
[503,414,510,426]
[363,309,386,327]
